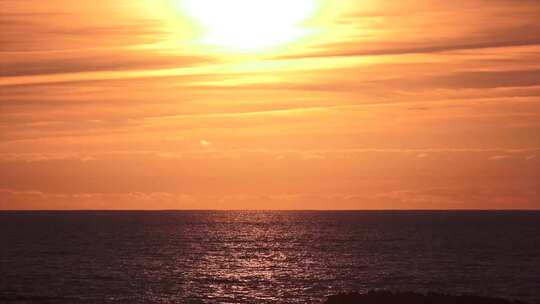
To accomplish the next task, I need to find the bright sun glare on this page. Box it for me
[179,0,318,52]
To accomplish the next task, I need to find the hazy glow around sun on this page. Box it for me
[178,0,318,51]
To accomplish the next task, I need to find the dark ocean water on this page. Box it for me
[1,211,539,303]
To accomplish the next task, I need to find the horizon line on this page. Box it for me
[1,209,539,212]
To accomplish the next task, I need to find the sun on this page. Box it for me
[178,0,318,52]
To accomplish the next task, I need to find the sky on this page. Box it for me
[1,0,539,210]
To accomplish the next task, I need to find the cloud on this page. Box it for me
[374,186,540,210]
[2,186,538,210]
[1,149,538,198]
[0,189,200,210]
[280,0,540,60]
[200,140,213,148]
[0,2,164,52]
[431,69,540,89]
[0,1,214,85]
[0,50,213,78]
[283,38,540,60]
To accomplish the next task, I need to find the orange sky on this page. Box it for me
[1,0,539,210]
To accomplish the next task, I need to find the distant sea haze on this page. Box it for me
[1,211,539,303]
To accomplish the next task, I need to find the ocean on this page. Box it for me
[1,211,539,303]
